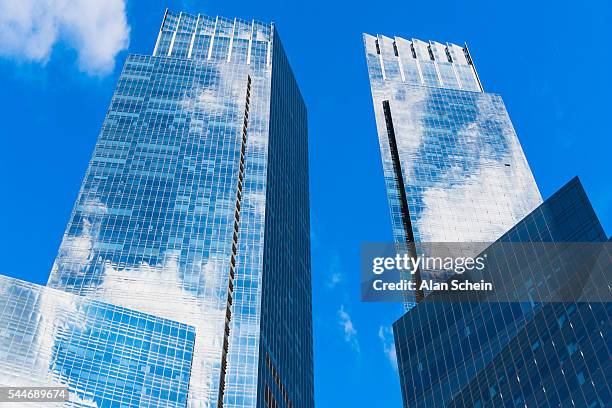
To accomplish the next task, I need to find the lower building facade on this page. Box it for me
[0,274,195,407]
[393,177,611,407]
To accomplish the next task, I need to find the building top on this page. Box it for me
[364,33,483,92]
[152,10,273,67]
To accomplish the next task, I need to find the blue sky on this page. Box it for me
[0,0,610,406]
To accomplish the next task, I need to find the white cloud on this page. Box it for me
[380,88,543,246]
[329,272,342,288]
[50,198,107,280]
[337,305,359,352]
[180,65,249,135]
[378,326,398,369]
[326,253,342,288]
[417,155,541,244]
[0,0,130,75]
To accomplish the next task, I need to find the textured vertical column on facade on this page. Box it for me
[217,75,252,408]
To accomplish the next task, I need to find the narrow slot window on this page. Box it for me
[410,43,417,59]
[463,47,474,65]
[445,46,453,63]
[427,45,435,61]
[382,100,423,303]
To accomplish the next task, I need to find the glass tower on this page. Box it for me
[393,177,611,407]
[364,35,611,407]
[363,34,542,259]
[5,9,314,408]
[364,34,543,306]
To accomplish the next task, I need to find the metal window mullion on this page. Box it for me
[266,25,273,67]
[227,18,237,63]
[152,8,168,56]
[167,12,182,57]
[450,62,463,89]
[447,43,464,90]
[207,16,219,60]
[464,43,484,92]
[187,14,200,59]
[429,41,444,87]
[377,35,386,81]
[246,20,254,65]
[395,37,406,83]
[411,39,425,85]
[432,61,444,87]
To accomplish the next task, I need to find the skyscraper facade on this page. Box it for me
[364,34,544,306]
[2,9,314,408]
[363,34,542,247]
[393,177,611,407]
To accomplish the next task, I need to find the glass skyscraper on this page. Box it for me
[364,34,543,306]
[393,177,611,407]
[1,9,313,408]
[363,34,542,254]
[364,35,610,407]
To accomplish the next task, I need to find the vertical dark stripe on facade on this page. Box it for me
[218,75,252,407]
[381,100,424,303]
[257,29,313,408]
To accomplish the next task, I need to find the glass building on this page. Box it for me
[393,177,611,407]
[0,9,312,408]
[0,274,195,407]
[364,35,610,406]
[363,34,543,304]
